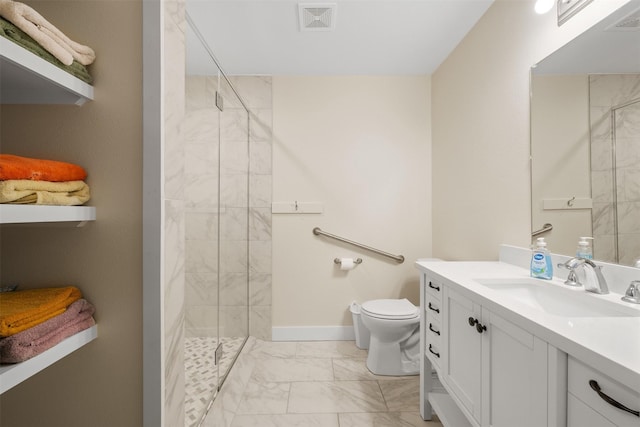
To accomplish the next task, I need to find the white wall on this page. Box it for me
[272,76,432,329]
[431,0,630,261]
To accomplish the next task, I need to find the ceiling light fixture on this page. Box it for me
[535,0,554,14]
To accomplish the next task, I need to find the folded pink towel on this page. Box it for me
[0,299,95,364]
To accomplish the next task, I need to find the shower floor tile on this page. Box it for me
[185,336,246,427]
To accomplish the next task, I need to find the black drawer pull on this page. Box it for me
[428,302,440,313]
[428,282,440,292]
[428,344,440,358]
[589,380,640,417]
[429,323,440,336]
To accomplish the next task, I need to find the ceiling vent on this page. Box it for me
[298,3,337,32]
[606,7,640,31]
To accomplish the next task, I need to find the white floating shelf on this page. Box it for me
[0,37,93,105]
[0,325,97,394]
[0,205,96,225]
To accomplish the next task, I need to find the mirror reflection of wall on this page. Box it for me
[590,75,640,265]
[530,1,640,267]
[531,74,592,257]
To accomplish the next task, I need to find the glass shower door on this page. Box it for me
[184,21,221,425]
[217,76,250,384]
[184,15,251,426]
[612,98,640,266]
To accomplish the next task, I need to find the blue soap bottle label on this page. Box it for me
[531,238,553,280]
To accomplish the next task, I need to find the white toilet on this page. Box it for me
[358,298,420,376]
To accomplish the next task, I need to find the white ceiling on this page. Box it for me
[186,0,494,76]
[534,0,640,74]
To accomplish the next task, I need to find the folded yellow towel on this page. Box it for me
[0,286,82,337]
[0,179,90,205]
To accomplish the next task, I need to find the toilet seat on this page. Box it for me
[361,298,419,320]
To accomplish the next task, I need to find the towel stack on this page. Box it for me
[0,154,91,205]
[0,0,95,67]
[0,286,96,363]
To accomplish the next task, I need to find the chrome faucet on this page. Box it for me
[562,258,609,295]
[556,261,581,287]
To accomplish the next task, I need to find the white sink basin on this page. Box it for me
[475,278,640,318]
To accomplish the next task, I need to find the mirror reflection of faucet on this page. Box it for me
[559,257,609,294]
[622,281,640,304]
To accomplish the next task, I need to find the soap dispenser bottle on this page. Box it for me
[531,237,553,280]
[576,237,593,260]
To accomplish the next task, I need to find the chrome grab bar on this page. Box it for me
[532,223,553,237]
[312,227,405,263]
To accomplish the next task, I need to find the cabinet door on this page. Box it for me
[481,310,548,427]
[445,287,482,425]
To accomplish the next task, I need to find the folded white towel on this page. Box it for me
[0,0,95,66]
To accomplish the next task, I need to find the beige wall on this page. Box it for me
[0,1,143,426]
[272,75,432,328]
[431,0,630,261]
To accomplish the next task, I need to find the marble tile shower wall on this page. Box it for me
[589,74,640,265]
[230,76,273,342]
[184,75,273,341]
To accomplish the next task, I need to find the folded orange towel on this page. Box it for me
[0,286,82,337]
[0,154,87,182]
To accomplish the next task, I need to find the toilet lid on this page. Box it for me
[361,298,419,320]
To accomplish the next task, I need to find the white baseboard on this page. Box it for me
[272,326,355,342]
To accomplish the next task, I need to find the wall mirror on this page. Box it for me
[531,0,640,266]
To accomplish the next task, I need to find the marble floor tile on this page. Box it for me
[235,380,290,415]
[379,378,421,412]
[295,340,368,358]
[200,338,441,427]
[332,357,379,380]
[333,357,419,381]
[338,412,443,427]
[247,339,297,359]
[251,357,334,382]
[288,380,388,414]
[230,413,340,427]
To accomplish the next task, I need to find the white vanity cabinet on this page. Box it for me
[567,357,640,427]
[422,272,562,427]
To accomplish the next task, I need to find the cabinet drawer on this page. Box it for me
[568,357,639,426]
[425,278,443,302]
[425,299,442,324]
[426,317,442,345]
[568,393,616,427]
[426,340,442,367]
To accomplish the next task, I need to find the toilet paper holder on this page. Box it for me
[334,258,363,266]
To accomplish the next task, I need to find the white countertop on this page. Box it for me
[416,260,640,391]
